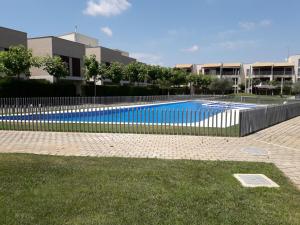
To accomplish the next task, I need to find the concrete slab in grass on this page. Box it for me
[234,174,280,188]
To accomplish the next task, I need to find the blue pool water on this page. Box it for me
[2,101,256,124]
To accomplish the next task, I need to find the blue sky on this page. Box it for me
[1,0,300,66]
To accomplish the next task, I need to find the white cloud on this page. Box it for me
[259,19,272,27]
[101,27,113,37]
[131,53,163,66]
[182,45,199,53]
[239,20,272,30]
[239,21,256,31]
[84,0,131,17]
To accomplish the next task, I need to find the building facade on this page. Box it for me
[0,26,27,51]
[59,32,136,66]
[28,36,86,94]
[195,63,244,92]
[191,55,300,86]
[174,64,196,73]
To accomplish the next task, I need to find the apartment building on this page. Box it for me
[0,27,28,77]
[28,36,86,95]
[0,26,27,51]
[195,63,244,91]
[174,64,196,73]
[190,55,300,86]
[59,32,136,66]
[248,61,296,83]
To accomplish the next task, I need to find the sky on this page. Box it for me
[1,0,300,66]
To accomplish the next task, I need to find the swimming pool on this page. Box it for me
[1,101,256,125]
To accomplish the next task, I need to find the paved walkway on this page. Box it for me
[0,117,299,188]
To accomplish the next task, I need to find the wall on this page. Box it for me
[0,27,27,49]
[86,47,101,62]
[28,37,54,81]
[59,33,99,47]
[101,46,136,65]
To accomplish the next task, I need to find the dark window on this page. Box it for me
[4,48,9,51]
[72,58,81,77]
[284,67,293,75]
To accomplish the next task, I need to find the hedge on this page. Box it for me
[0,78,191,97]
[0,78,77,97]
[83,84,190,96]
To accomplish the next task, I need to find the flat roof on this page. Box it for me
[252,62,274,67]
[28,36,85,46]
[175,64,193,69]
[202,63,222,68]
[253,62,295,67]
[273,62,294,67]
[223,63,241,68]
[0,26,27,35]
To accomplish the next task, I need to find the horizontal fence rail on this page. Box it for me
[0,95,240,137]
[239,102,300,136]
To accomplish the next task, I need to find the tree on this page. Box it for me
[0,45,35,79]
[0,51,5,73]
[42,56,69,80]
[209,78,233,95]
[137,63,149,84]
[147,65,162,84]
[157,67,173,95]
[292,81,300,94]
[106,62,124,84]
[84,55,100,96]
[124,62,140,84]
[124,62,149,85]
[171,70,187,87]
[187,74,213,94]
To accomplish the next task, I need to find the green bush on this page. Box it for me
[0,78,76,97]
[83,84,190,97]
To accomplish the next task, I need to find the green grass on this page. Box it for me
[0,154,299,225]
[0,122,240,137]
[224,94,293,105]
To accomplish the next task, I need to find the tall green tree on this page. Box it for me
[42,56,69,80]
[147,65,162,84]
[0,51,5,74]
[0,45,36,79]
[124,62,139,84]
[292,81,300,94]
[137,63,149,84]
[171,70,187,87]
[157,67,173,95]
[107,62,124,84]
[124,62,149,85]
[209,78,233,95]
[84,55,100,96]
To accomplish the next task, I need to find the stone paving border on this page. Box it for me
[0,116,299,189]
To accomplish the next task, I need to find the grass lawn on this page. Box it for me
[0,154,299,225]
[0,122,240,137]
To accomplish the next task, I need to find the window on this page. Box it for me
[72,58,81,77]
[59,55,70,75]
[246,69,250,76]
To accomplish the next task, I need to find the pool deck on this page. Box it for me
[0,116,299,189]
